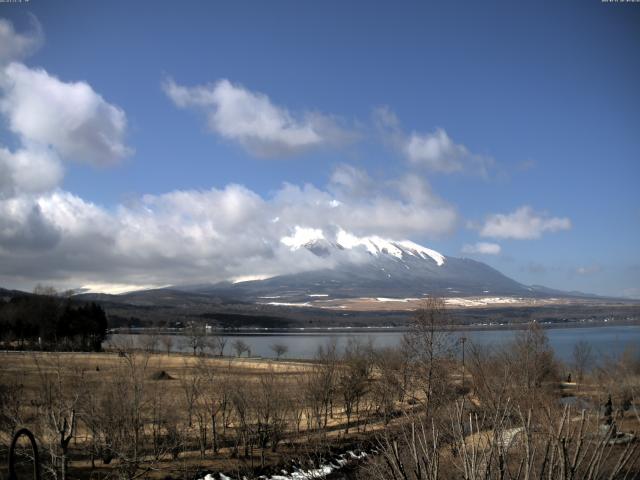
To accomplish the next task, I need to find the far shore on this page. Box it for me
[109,318,639,336]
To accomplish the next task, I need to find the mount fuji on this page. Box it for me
[68,228,630,329]
[186,228,540,301]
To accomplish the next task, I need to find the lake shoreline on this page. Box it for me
[109,318,639,336]
[106,323,640,362]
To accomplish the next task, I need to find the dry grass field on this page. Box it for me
[0,348,412,480]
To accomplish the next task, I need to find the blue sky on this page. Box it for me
[0,0,638,296]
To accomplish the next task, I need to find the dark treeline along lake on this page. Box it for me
[107,325,640,363]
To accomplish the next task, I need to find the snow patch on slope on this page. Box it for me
[336,230,403,258]
[78,283,167,295]
[336,230,446,265]
[231,274,275,284]
[279,226,446,266]
[397,240,446,266]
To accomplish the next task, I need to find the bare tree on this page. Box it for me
[468,325,558,417]
[337,338,372,433]
[143,374,182,463]
[254,369,289,467]
[404,297,455,412]
[371,347,405,424]
[141,328,160,353]
[179,359,201,428]
[33,355,83,480]
[0,372,25,436]
[33,284,59,297]
[232,339,250,357]
[185,323,206,356]
[195,357,231,454]
[270,342,288,360]
[160,334,174,355]
[594,344,640,428]
[511,321,558,400]
[368,400,640,480]
[209,335,228,356]
[572,340,593,382]
[313,340,339,429]
[229,379,251,458]
[467,343,514,415]
[89,347,154,479]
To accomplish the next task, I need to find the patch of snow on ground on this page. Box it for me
[375,297,420,302]
[445,297,522,307]
[197,450,369,480]
[263,302,313,307]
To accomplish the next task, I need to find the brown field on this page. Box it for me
[262,295,638,312]
[0,349,413,480]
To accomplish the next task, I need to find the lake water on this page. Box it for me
[107,325,640,363]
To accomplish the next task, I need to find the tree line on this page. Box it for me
[0,287,108,351]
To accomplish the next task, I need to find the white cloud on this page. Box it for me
[374,106,494,176]
[462,242,502,255]
[0,195,61,252]
[575,265,602,276]
[281,226,325,250]
[405,129,468,173]
[163,78,353,157]
[0,146,63,198]
[329,163,373,197]
[273,171,457,239]
[0,62,132,166]
[0,165,457,290]
[0,17,131,202]
[0,16,43,63]
[479,206,571,239]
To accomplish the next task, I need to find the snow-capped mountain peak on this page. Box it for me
[395,240,446,266]
[281,227,446,266]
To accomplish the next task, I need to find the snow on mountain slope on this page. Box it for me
[395,240,446,266]
[281,227,446,266]
[335,230,445,265]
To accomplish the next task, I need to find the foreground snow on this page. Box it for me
[198,450,368,480]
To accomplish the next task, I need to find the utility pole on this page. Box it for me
[460,336,467,391]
